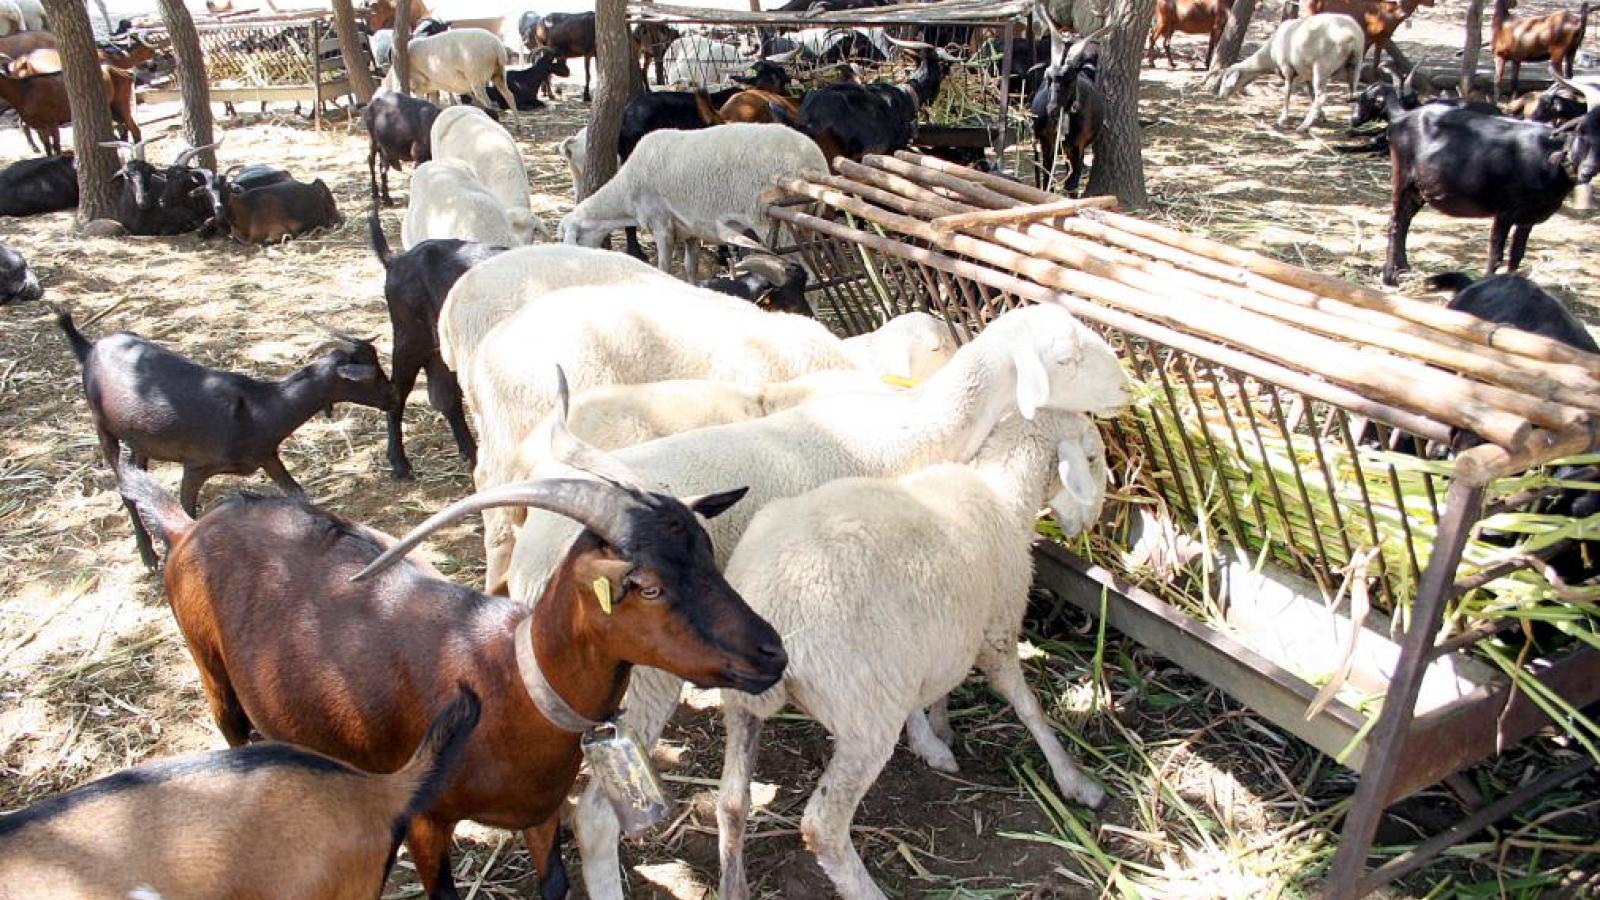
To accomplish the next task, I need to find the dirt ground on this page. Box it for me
[2,2,1598,897]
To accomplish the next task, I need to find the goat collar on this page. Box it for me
[515,616,605,734]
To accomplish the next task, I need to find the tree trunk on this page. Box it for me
[1204,0,1258,85]
[581,0,630,199]
[393,0,412,95]
[1084,0,1155,205]
[331,0,376,104]
[154,0,218,171]
[41,0,118,222]
[1460,0,1485,98]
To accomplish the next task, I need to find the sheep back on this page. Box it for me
[401,159,520,250]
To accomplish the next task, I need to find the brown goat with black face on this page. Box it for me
[0,688,480,900]
[117,392,786,900]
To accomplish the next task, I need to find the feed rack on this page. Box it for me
[625,0,1039,175]
[768,152,1600,898]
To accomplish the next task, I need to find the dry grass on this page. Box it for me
[3,14,1599,897]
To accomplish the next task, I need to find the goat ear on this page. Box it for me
[682,486,749,520]
[1011,343,1051,421]
[336,363,377,381]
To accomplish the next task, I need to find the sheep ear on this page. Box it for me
[1056,440,1099,507]
[682,486,749,520]
[336,364,377,381]
[1011,344,1051,421]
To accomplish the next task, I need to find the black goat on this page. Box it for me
[698,255,812,317]
[53,306,395,568]
[1532,83,1589,127]
[363,91,442,203]
[794,39,953,162]
[1031,30,1107,196]
[0,242,43,305]
[479,50,570,111]
[768,0,891,11]
[367,206,505,480]
[0,152,77,217]
[103,139,212,236]
[528,12,595,101]
[1342,72,1501,155]
[1382,76,1600,285]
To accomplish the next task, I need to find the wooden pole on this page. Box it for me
[931,196,1119,233]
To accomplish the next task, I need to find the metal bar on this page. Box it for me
[1268,386,1337,579]
[1335,407,1394,607]
[1324,479,1486,899]
[1305,393,1358,566]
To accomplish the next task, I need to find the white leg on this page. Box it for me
[926,695,954,746]
[982,653,1106,809]
[1300,65,1328,131]
[801,727,898,900]
[1278,73,1295,128]
[717,703,765,900]
[682,238,701,283]
[651,223,675,274]
[575,667,687,900]
[497,67,520,133]
[904,708,958,773]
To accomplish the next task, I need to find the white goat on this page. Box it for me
[379,28,520,131]
[401,159,525,249]
[428,105,544,243]
[1217,13,1365,132]
[557,126,588,200]
[717,409,1111,900]
[558,122,827,281]
[662,34,751,86]
[842,311,958,380]
[0,0,23,35]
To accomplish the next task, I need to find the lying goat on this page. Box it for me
[54,307,394,567]
[0,241,42,304]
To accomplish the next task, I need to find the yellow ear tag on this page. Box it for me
[879,374,919,389]
[593,577,614,615]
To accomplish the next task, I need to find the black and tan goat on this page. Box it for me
[698,255,812,317]
[364,91,442,204]
[207,171,342,244]
[54,307,394,567]
[0,689,480,900]
[114,391,785,900]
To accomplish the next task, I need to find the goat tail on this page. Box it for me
[116,459,195,551]
[50,303,93,364]
[368,202,393,269]
[693,87,723,125]
[1426,272,1477,295]
[382,685,482,856]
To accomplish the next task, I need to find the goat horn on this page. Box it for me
[1552,73,1600,110]
[732,254,793,284]
[881,34,936,51]
[548,365,655,492]
[349,478,645,582]
[171,138,223,168]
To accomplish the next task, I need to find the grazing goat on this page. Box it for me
[120,407,785,900]
[0,241,42,304]
[1306,0,1434,70]
[54,308,394,567]
[614,82,745,257]
[558,122,827,280]
[430,104,542,243]
[1491,0,1592,101]
[1218,13,1365,131]
[479,50,569,110]
[0,151,75,216]
[528,11,593,100]
[0,689,481,900]
[1033,29,1107,195]
[791,38,954,162]
[1147,0,1233,69]
[368,205,505,479]
[209,173,341,244]
[0,62,137,154]
[716,411,1112,900]
[1381,76,1600,285]
[698,254,811,316]
[379,28,518,130]
[363,90,441,203]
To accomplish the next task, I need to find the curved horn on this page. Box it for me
[171,138,223,168]
[765,47,801,63]
[1553,73,1600,110]
[547,366,655,491]
[350,478,644,582]
[1402,65,1419,95]
[731,254,793,284]
[882,34,936,52]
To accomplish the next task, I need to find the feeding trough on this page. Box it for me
[768,153,1600,899]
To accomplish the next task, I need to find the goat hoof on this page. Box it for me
[390,466,416,482]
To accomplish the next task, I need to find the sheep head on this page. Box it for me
[993,304,1130,419]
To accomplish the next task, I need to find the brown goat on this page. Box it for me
[116,402,787,900]
[718,88,801,123]
[0,59,138,156]
[365,0,432,32]
[1306,0,1435,70]
[1491,0,1592,100]
[0,688,481,900]
[0,29,55,60]
[1147,0,1234,69]
[215,176,342,244]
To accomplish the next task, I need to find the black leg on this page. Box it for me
[1486,215,1512,274]
[1506,223,1534,272]
[1382,182,1424,286]
[261,455,305,498]
[386,357,422,480]
[425,358,476,467]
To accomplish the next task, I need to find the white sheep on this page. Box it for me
[557,122,828,281]
[369,28,395,70]
[556,126,589,200]
[716,409,1111,900]
[662,34,751,86]
[12,0,41,30]
[429,105,544,243]
[0,0,24,35]
[379,28,519,131]
[400,159,528,249]
[1217,13,1365,132]
[842,310,959,380]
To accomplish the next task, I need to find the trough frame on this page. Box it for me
[768,152,1600,898]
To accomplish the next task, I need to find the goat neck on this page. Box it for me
[250,356,351,437]
[901,47,944,109]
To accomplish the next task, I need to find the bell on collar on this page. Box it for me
[581,720,671,837]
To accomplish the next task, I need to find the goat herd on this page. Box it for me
[0,0,1598,898]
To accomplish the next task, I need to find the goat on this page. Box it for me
[663,34,753,86]
[1218,13,1365,131]
[1306,0,1434,70]
[1148,0,1234,69]
[429,104,542,243]
[179,158,294,237]
[634,20,679,85]
[102,140,212,235]
[1532,83,1589,126]
[479,49,569,110]
[364,0,430,33]
[0,27,51,59]
[0,689,480,900]
[53,307,394,567]
[1381,76,1600,285]
[791,38,955,162]
[528,11,594,101]
[0,0,22,35]
[364,90,441,203]
[402,159,528,248]
[209,173,341,244]
[378,28,518,131]
[0,241,42,304]
[1033,29,1107,195]
[0,151,76,216]
[117,401,786,900]
[697,254,812,316]
[368,205,505,479]
[0,61,137,155]
[1491,0,1592,101]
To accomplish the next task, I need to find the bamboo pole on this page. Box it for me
[768,203,1457,448]
[1454,425,1600,486]
[866,153,1021,210]
[776,176,1552,448]
[931,196,1119,233]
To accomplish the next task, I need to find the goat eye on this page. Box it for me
[638,585,662,600]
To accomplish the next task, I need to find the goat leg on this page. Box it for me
[1382,180,1424,286]
[102,431,160,568]
[1510,60,1521,98]
[583,55,592,102]
[1485,215,1513,275]
[407,815,463,900]
[1278,73,1296,128]
[178,466,209,517]
[425,359,476,468]
[1506,224,1534,273]
[1299,66,1327,132]
[385,360,422,480]
[261,454,305,498]
[523,815,569,900]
